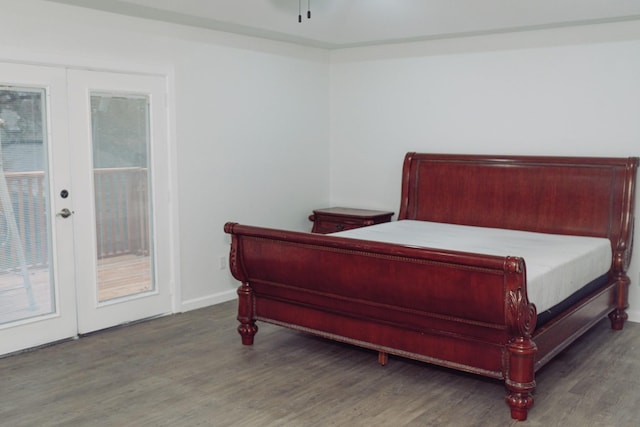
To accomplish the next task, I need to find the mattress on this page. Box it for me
[333,220,612,314]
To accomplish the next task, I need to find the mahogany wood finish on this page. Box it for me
[224,153,638,421]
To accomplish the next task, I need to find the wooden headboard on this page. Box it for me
[398,153,638,270]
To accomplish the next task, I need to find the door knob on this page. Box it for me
[57,208,74,218]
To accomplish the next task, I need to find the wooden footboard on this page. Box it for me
[225,222,538,419]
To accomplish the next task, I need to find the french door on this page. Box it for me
[67,69,172,334]
[0,63,173,355]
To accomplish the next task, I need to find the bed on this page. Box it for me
[224,153,638,421]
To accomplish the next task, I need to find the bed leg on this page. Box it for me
[504,338,537,421]
[237,283,258,345]
[608,309,628,330]
[608,273,630,330]
[378,351,388,366]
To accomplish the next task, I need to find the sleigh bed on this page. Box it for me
[224,153,638,420]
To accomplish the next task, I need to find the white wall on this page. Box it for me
[173,37,330,308]
[329,20,640,322]
[0,0,330,312]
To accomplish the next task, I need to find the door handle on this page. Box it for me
[57,208,74,218]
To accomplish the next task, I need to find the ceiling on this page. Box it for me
[46,0,640,49]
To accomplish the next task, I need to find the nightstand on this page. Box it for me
[308,207,394,234]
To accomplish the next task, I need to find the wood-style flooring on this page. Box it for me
[1,300,639,426]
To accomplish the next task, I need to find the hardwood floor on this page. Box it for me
[1,300,638,426]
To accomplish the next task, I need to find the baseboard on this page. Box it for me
[626,308,640,324]
[180,289,237,312]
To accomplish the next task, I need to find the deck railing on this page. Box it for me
[94,167,150,259]
[1,171,47,269]
[1,167,149,271]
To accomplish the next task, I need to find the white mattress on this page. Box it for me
[333,220,612,313]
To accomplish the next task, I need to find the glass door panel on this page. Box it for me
[90,94,154,302]
[0,87,54,324]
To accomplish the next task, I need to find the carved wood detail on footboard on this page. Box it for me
[504,257,538,421]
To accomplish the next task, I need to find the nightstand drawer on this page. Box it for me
[309,207,394,234]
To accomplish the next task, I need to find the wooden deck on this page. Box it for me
[0,254,151,325]
[96,254,152,301]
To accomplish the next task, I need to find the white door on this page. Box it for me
[0,62,77,355]
[68,70,173,334]
[0,63,173,355]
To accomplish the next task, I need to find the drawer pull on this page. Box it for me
[335,224,345,231]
